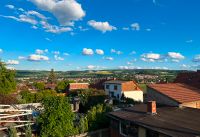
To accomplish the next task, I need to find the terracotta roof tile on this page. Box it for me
[148,83,200,103]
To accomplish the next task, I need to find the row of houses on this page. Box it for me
[108,70,200,137]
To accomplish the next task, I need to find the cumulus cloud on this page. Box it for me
[103,57,114,61]
[18,56,26,60]
[5,5,15,9]
[141,53,162,62]
[88,20,117,33]
[95,49,104,55]
[6,60,19,65]
[27,54,49,61]
[193,55,200,62]
[87,65,96,69]
[40,20,73,33]
[119,66,141,70]
[122,27,129,31]
[0,14,38,25]
[63,53,70,56]
[131,23,140,31]
[186,40,193,43]
[52,51,60,55]
[54,55,64,61]
[35,49,48,54]
[0,49,3,53]
[82,48,94,55]
[167,52,185,60]
[30,0,85,26]
[111,49,123,55]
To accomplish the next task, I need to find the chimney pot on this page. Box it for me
[147,101,157,114]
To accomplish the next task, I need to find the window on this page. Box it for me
[114,85,118,90]
[106,85,109,89]
[120,122,129,136]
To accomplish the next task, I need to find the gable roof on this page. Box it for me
[104,80,142,91]
[148,83,200,103]
[108,104,200,137]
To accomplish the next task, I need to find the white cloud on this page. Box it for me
[111,49,123,55]
[52,51,60,55]
[32,25,38,29]
[6,60,19,65]
[0,49,3,53]
[27,54,49,61]
[103,57,114,61]
[18,8,24,12]
[87,65,96,69]
[186,40,193,43]
[119,66,141,70]
[35,49,48,54]
[79,26,89,31]
[45,38,51,41]
[5,5,15,9]
[122,27,129,31]
[30,0,85,26]
[63,53,70,56]
[0,14,38,25]
[131,23,140,31]
[82,48,94,55]
[193,55,200,62]
[27,10,47,20]
[54,55,64,61]
[18,56,26,60]
[127,62,133,65]
[95,49,104,55]
[40,20,72,33]
[88,20,117,33]
[141,53,162,62]
[167,52,185,60]
[130,51,136,55]
[146,28,151,31]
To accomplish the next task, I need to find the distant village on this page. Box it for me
[0,65,200,137]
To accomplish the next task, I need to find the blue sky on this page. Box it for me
[0,0,200,71]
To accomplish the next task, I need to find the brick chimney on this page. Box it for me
[147,101,157,114]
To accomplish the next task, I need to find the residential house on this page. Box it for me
[147,83,200,109]
[104,80,143,102]
[108,101,200,137]
[67,83,89,91]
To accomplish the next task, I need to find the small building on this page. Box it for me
[147,83,200,109]
[108,101,200,137]
[104,80,143,102]
[67,83,89,91]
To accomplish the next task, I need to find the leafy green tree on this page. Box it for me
[25,124,32,137]
[47,69,56,84]
[0,61,16,94]
[33,82,45,91]
[8,126,17,137]
[55,80,74,93]
[37,96,77,137]
[78,116,88,134]
[87,104,112,131]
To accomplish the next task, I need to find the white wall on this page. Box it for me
[123,91,143,102]
[104,83,143,102]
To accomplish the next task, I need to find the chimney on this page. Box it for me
[147,101,157,114]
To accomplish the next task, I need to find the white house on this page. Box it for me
[104,80,143,102]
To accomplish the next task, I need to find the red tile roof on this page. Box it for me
[68,83,89,90]
[148,83,200,103]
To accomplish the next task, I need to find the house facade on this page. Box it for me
[104,80,143,102]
